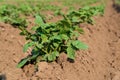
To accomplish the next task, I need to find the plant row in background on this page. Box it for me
[0,3,61,28]
[17,6,104,68]
[0,0,104,28]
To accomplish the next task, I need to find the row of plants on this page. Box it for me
[0,3,60,28]
[0,0,104,28]
[62,0,99,6]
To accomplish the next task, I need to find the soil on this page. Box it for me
[0,0,120,80]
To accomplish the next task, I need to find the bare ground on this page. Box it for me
[0,0,120,80]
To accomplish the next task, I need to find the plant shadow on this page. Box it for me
[67,58,75,63]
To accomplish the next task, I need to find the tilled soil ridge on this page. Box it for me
[0,0,120,80]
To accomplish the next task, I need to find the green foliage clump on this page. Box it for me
[0,3,61,28]
[0,4,27,28]
[17,5,104,68]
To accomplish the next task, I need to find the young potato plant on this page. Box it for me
[17,6,104,68]
[0,4,27,28]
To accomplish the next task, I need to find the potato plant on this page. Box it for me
[16,6,104,68]
[0,4,27,28]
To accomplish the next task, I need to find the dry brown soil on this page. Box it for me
[0,0,120,80]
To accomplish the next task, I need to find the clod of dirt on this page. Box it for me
[36,62,54,79]
[23,64,36,77]
[37,62,50,72]
[56,53,68,69]
[57,53,67,64]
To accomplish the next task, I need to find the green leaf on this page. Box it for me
[35,15,45,26]
[47,51,59,61]
[50,35,61,41]
[19,32,25,35]
[42,54,48,61]
[17,51,39,68]
[36,43,43,49]
[41,34,48,43]
[51,34,69,41]
[23,42,34,52]
[72,40,88,50]
[52,51,59,57]
[74,26,84,34]
[53,43,59,48]
[67,46,75,60]
[17,57,30,68]
[67,40,72,46]
[60,34,69,40]
[52,53,56,61]
[77,28,84,34]
[30,49,40,60]
[30,52,39,60]
[31,26,39,31]
[30,35,37,41]
[48,54,53,61]
[72,16,80,22]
